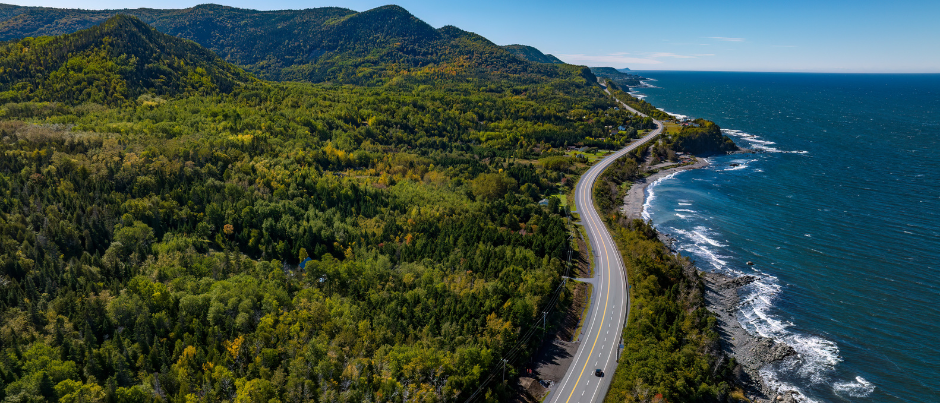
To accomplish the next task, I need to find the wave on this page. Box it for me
[721,128,809,154]
[645,179,875,401]
[656,107,689,121]
[834,376,876,398]
[723,158,758,171]
[641,171,682,222]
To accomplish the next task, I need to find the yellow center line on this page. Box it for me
[559,125,659,403]
[564,167,613,403]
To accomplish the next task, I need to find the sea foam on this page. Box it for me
[642,137,874,401]
[721,128,809,154]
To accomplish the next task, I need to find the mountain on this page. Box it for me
[617,67,631,72]
[502,44,564,64]
[0,14,254,105]
[0,4,589,85]
[590,66,644,88]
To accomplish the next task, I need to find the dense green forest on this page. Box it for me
[606,84,672,121]
[602,219,737,403]
[0,4,576,85]
[500,45,564,65]
[590,68,645,88]
[0,15,254,106]
[0,8,744,402]
[0,14,680,403]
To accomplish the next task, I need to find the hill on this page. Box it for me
[0,3,588,85]
[502,44,564,64]
[0,14,253,105]
[590,66,645,88]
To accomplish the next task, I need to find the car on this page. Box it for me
[594,369,603,377]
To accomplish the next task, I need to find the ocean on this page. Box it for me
[629,71,940,402]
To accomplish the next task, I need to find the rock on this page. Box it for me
[775,391,800,403]
[721,275,756,290]
[752,338,797,364]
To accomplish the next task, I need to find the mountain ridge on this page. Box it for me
[0,14,255,105]
[0,3,591,85]
[502,44,564,64]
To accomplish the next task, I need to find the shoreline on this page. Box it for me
[701,271,801,403]
[620,157,709,220]
[620,155,802,403]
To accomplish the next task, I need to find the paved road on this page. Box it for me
[549,88,663,403]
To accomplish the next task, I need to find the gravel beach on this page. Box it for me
[620,158,709,219]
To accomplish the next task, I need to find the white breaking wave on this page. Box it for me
[759,373,823,403]
[641,171,682,221]
[645,182,875,400]
[834,376,876,398]
[657,107,689,121]
[724,158,758,171]
[721,128,809,154]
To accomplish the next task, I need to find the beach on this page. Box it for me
[620,158,709,220]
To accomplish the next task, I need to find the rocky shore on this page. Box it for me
[700,271,801,403]
[625,156,803,402]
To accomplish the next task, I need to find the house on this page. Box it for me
[538,199,550,206]
[618,125,626,131]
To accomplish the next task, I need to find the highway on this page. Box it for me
[549,86,663,403]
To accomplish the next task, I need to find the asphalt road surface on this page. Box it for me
[548,90,663,403]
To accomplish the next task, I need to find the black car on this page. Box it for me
[594,369,603,377]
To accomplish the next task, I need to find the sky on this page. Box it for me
[7,0,940,73]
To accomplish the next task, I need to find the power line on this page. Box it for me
[462,215,578,403]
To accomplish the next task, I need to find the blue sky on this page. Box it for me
[9,0,940,72]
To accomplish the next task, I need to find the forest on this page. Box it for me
[602,219,736,403]
[0,14,677,402]
[0,4,581,86]
[0,8,745,403]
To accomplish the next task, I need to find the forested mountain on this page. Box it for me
[0,14,671,402]
[0,9,743,402]
[0,3,585,85]
[501,44,564,64]
[0,15,254,105]
[590,66,645,88]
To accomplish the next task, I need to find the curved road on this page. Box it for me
[550,87,663,403]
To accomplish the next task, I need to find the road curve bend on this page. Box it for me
[549,90,663,403]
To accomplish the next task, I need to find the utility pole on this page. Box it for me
[542,311,548,340]
[501,359,508,382]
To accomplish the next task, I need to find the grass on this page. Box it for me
[553,193,568,207]
[565,150,612,163]
[572,281,593,342]
[575,224,594,278]
[664,121,682,135]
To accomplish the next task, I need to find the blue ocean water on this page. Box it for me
[630,72,940,402]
